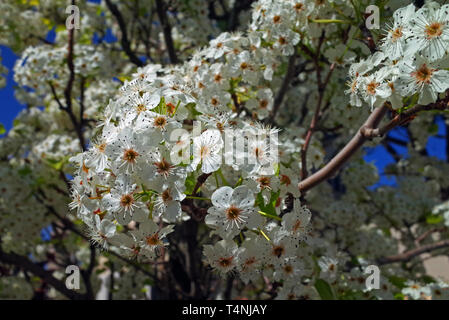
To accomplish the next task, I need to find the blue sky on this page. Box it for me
[1,46,447,187]
[0,45,26,133]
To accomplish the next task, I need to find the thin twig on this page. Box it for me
[378,240,449,265]
[105,0,144,67]
[155,0,178,64]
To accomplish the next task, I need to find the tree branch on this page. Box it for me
[155,0,178,64]
[0,248,87,300]
[378,239,449,265]
[271,51,297,120]
[105,0,144,67]
[299,103,389,193]
[299,97,449,193]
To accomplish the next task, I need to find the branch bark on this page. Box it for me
[271,51,297,120]
[105,0,145,67]
[299,103,389,193]
[377,239,449,265]
[155,0,178,64]
[299,97,449,193]
[0,248,87,300]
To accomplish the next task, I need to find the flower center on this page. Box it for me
[226,205,242,220]
[161,189,173,203]
[154,158,174,177]
[240,62,249,70]
[366,81,379,95]
[257,176,271,189]
[259,99,269,109]
[211,97,219,106]
[218,256,234,267]
[214,74,222,83]
[97,142,107,153]
[294,3,304,11]
[272,245,285,258]
[284,265,293,274]
[120,193,134,209]
[154,116,167,128]
[146,233,160,246]
[391,27,403,42]
[411,63,435,84]
[425,22,443,39]
[136,103,146,113]
[278,37,287,45]
[123,149,139,163]
[216,122,224,132]
[273,15,281,23]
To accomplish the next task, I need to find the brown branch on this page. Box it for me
[35,190,157,280]
[79,77,86,127]
[181,173,211,222]
[299,97,449,193]
[415,227,447,244]
[155,0,178,64]
[192,173,212,195]
[361,101,449,139]
[378,239,449,265]
[105,0,144,67]
[0,248,87,300]
[300,63,335,180]
[80,244,96,300]
[64,2,76,115]
[271,51,297,120]
[47,4,86,151]
[299,103,389,193]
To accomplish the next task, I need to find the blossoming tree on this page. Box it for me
[1,0,449,300]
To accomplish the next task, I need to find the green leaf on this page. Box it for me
[185,102,202,118]
[389,276,407,289]
[314,278,336,300]
[426,215,443,225]
[0,123,5,135]
[420,275,436,284]
[394,293,405,300]
[184,172,196,195]
[44,156,70,171]
[255,190,280,216]
[18,166,32,177]
[154,96,166,114]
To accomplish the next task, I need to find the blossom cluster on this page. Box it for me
[347,2,449,109]
[69,0,324,295]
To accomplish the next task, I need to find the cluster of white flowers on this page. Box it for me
[347,2,449,109]
[1,0,449,300]
[69,0,327,296]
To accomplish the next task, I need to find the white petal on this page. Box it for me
[211,186,233,208]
